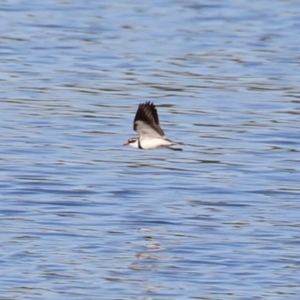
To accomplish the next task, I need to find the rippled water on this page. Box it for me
[1,0,300,299]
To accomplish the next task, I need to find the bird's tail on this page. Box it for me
[165,139,183,151]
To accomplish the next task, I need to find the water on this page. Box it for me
[1,0,300,299]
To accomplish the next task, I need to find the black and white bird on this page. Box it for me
[124,102,182,151]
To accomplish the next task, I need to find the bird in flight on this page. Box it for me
[124,102,182,151]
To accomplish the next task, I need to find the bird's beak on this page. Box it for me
[123,142,129,146]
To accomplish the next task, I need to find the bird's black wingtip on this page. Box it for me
[168,147,183,151]
[140,101,154,106]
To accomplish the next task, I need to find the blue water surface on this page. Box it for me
[0,0,300,299]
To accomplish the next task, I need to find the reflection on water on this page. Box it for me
[1,0,300,299]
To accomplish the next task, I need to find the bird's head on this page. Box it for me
[124,137,139,148]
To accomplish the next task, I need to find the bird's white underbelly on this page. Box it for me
[140,137,174,149]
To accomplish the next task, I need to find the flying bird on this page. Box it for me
[124,102,182,151]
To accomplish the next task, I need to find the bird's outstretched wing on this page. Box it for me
[133,102,165,138]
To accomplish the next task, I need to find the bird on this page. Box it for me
[124,102,182,151]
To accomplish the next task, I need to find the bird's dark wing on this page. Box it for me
[134,102,160,126]
[133,102,165,137]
